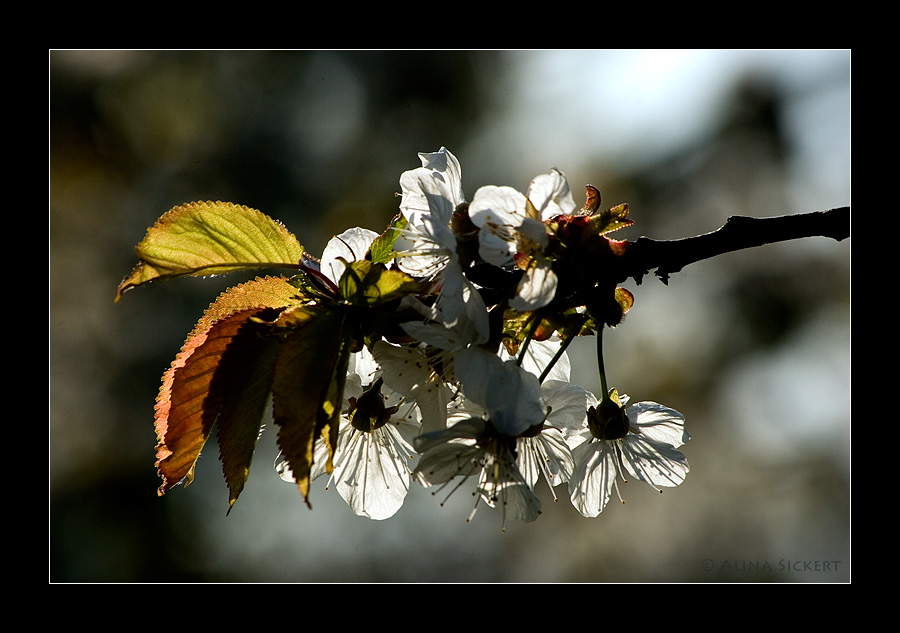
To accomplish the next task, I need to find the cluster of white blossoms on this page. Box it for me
[277,148,690,528]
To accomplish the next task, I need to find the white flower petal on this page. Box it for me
[564,397,691,515]
[476,470,542,525]
[469,185,528,228]
[394,213,456,277]
[426,258,490,343]
[413,417,486,485]
[414,406,542,528]
[417,148,465,203]
[517,426,574,489]
[619,433,690,489]
[393,149,491,342]
[454,347,546,437]
[348,347,378,386]
[526,169,577,220]
[469,185,528,266]
[399,148,464,226]
[509,257,558,312]
[628,402,691,447]
[331,423,415,520]
[321,227,379,284]
[517,216,550,250]
[541,380,590,431]
[568,440,617,517]
[619,403,690,489]
[372,340,449,433]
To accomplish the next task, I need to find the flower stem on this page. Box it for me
[596,326,609,401]
[538,335,574,383]
[516,314,541,367]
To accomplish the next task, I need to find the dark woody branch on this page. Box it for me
[618,206,850,285]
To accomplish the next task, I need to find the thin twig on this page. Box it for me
[616,206,849,285]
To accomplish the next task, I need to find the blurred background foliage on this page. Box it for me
[50,50,850,582]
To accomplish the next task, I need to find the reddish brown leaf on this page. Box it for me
[154,276,299,497]
[271,306,351,507]
[155,308,279,495]
[213,322,282,514]
[195,275,302,332]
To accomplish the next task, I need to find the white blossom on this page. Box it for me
[567,393,690,518]
[274,229,421,519]
[393,147,489,343]
[527,169,578,221]
[276,371,421,520]
[320,226,380,287]
[372,339,454,434]
[515,379,588,498]
[411,346,555,529]
[453,346,546,437]
[467,168,577,312]
[414,417,542,531]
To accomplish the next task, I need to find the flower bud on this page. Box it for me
[586,399,631,441]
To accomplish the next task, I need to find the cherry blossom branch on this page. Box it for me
[617,206,850,285]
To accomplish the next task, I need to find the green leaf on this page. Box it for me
[547,308,599,340]
[338,259,423,307]
[588,202,634,236]
[116,201,304,301]
[614,286,634,317]
[271,306,352,507]
[367,213,407,264]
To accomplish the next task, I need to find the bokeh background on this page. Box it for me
[50,50,850,582]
